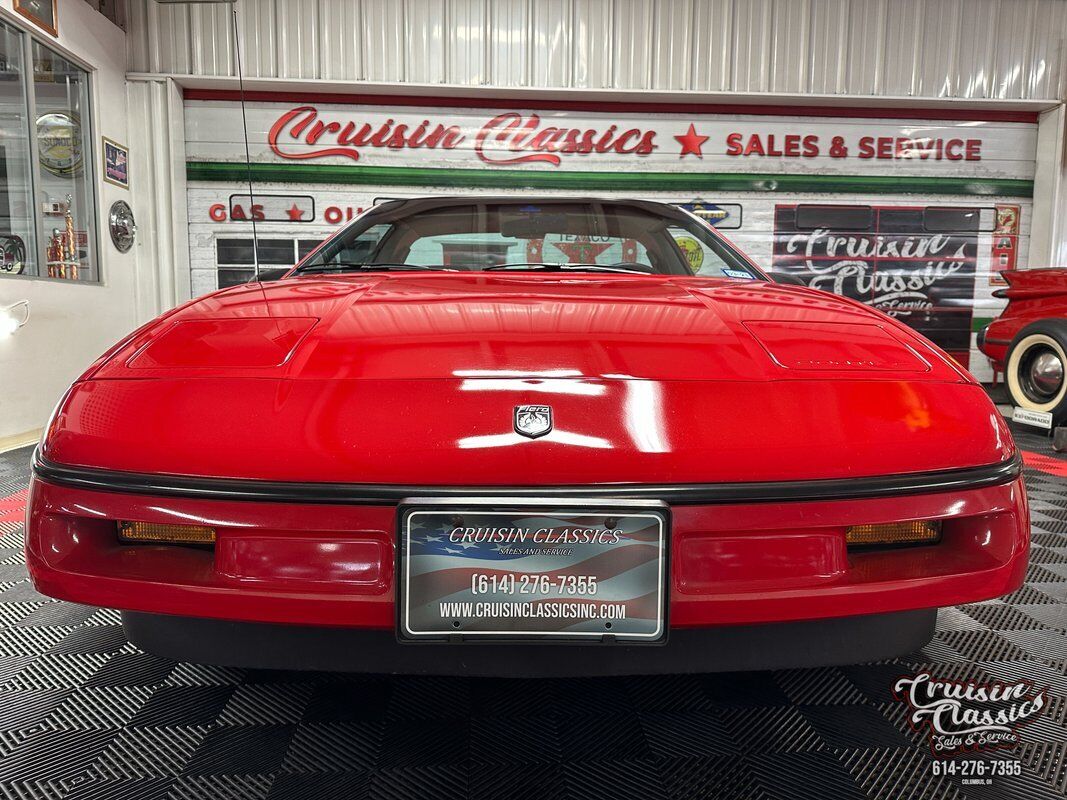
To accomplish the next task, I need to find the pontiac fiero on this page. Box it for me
[26,197,1028,675]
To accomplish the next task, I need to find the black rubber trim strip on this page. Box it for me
[984,337,1012,346]
[122,608,937,676]
[32,449,1022,506]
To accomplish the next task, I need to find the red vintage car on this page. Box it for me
[979,268,1067,427]
[25,198,1028,675]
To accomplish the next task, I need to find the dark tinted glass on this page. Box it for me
[216,239,296,265]
[258,267,289,282]
[216,239,253,265]
[217,268,253,288]
[795,205,873,231]
[217,267,289,289]
[299,200,760,279]
[923,207,992,232]
[256,239,298,265]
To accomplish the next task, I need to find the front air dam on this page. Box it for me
[121,609,936,677]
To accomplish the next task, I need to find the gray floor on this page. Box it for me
[0,428,1064,799]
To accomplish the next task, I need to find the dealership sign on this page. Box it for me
[772,204,982,364]
[185,100,1037,180]
[268,106,985,166]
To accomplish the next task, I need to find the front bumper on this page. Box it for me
[26,455,1029,637]
[122,608,937,676]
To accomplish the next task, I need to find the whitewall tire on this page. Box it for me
[1006,321,1067,426]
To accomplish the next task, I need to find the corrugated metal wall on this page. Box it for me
[127,78,190,321]
[127,0,1067,100]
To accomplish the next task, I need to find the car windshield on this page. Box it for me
[295,200,763,279]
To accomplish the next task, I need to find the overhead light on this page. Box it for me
[0,300,28,337]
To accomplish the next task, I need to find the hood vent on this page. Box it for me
[743,320,931,373]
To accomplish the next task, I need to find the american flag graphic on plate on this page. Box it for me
[399,506,666,640]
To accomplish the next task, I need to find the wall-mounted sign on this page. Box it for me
[990,204,1021,285]
[677,202,742,229]
[724,132,982,161]
[36,112,81,177]
[226,194,315,222]
[109,200,136,253]
[185,100,1037,181]
[772,204,979,365]
[102,137,129,189]
[673,236,704,271]
[14,0,57,37]
[207,196,359,225]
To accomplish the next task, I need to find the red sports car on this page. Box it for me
[979,268,1067,427]
[26,198,1028,675]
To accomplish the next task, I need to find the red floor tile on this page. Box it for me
[0,488,28,523]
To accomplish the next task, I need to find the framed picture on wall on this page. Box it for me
[13,0,58,37]
[102,137,129,189]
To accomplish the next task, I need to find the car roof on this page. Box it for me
[371,196,696,220]
[378,195,673,205]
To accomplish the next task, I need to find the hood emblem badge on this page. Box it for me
[514,405,552,439]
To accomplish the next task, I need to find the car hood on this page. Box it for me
[89,273,961,383]
[43,274,1013,485]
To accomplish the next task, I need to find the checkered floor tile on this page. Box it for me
[0,419,1065,799]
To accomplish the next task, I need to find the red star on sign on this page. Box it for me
[552,237,614,263]
[675,124,709,159]
[286,203,305,221]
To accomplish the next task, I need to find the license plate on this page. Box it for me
[397,501,667,642]
[1012,407,1053,429]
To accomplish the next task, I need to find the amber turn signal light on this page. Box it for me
[846,520,942,548]
[118,521,216,545]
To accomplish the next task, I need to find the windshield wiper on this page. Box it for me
[297,263,459,274]
[298,261,652,276]
[483,262,652,275]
